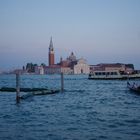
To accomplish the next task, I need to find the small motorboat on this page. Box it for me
[127,82,140,93]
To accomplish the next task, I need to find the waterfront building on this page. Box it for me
[61,67,73,74]
[90,63,134,74]
[59,59,70,67]
[59,53,77,67]
[104,64,126,71]
[35,66,44,75]
[45,65,61,74]
[45,65,73,74]
[58,53,89,74]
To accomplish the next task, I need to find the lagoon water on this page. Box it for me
[0,74,140,140]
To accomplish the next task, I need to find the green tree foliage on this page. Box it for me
[26,63,38,73]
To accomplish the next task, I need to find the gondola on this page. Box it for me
[127,82,140,93]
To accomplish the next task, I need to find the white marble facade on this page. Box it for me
[74,58,90,74]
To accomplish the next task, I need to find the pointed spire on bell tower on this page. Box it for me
[49,36,54,51]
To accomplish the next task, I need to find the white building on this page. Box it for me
[35,66,45,75]
[74,58,90,74]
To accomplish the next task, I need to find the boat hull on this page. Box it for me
[127,82,140,93]
[88,73,140,80]
[88,76,140,80]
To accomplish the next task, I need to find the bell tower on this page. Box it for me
[48,37,55,66]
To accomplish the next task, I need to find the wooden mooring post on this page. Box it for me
[16,73,20,103]
[61,72,64,92]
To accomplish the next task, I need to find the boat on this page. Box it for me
[127,82,140,93]
[88,70,140,80]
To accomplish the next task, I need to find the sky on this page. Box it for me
[0,0,140,70]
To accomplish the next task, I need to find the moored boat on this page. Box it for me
[88,70,140,80]
[127,82,140,93]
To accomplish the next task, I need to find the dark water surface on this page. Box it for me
[0,74,140,140]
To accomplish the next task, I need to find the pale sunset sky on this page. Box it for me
[0,0,140,70]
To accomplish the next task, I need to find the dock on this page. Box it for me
[0,73,63,103]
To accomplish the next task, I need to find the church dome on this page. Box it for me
[68,52,76,61]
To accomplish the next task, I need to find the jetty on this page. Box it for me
[0,87,59,93]
[0,73,64,103]
[0,87,60,97]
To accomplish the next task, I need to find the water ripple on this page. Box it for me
[0,75,140,140]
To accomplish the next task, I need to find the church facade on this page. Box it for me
[74,58,90,74]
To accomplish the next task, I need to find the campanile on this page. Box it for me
[48,37,55,66]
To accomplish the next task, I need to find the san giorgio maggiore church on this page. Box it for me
[37,38,90,74]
